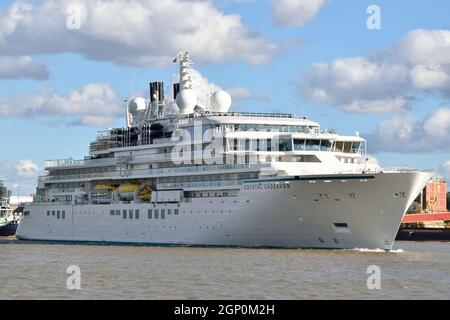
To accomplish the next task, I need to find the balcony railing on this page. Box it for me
[39,163,259,182]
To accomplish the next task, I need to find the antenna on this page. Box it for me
[124,99,130,128]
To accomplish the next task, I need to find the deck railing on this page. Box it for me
[39,163,258,182]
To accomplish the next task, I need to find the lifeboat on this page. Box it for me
[138,185,152,202]
[117,183,139,200]
[91,185,115,204]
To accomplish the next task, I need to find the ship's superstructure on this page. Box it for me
[17,52,432,250]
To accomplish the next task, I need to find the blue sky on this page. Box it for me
[1,0,450,194]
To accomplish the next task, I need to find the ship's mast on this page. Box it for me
[179,52,193,90]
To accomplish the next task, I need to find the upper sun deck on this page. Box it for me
[136,111,319,128]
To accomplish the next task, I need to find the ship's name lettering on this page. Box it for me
[244,183,290,191]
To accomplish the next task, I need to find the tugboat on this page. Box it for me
[0,179,17,237]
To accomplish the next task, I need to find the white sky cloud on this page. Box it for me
[15,159,38,178]
[0,160,39,196]
[227,86,269,102]
[367,107,450,153]
[302,29,450,114]
[0,0,277,67]
[0,56,49,80]
[69,115,114,127]
[0,83,121,126]
[271,0,326,27]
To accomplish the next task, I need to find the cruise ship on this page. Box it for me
[17,52,433,250]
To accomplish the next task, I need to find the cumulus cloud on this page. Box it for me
[69,116,114,127]
[0,83,121,126]
[0,56,49,80]
[270,0,326,27]
[0,160,39,196]
[15,159,39,178]
[227,86,269,102]
[366,107,450,153]
[302,29,450,113]
[0,0,277,67]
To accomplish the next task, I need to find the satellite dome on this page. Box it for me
[211,90,232,112]
[176,89,197,114]
[128,97,147,114]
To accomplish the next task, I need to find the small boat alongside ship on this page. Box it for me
[0,179,17,237]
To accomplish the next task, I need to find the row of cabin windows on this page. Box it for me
[47,210,66,220]
[148,208,179,219]
[113,208,180,220]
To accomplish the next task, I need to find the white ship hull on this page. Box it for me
[17,171,431,250]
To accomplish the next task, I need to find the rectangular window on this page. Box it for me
[154,209,159,219]
[343,142,351,154]
[174,209,179,215]
[334,141,345,153]
[57,211,60,219]
[333,223,350,234]
[305,139,320,151]
[168,209,172,215]
[62,211,65,220]
[148,209,152,219]
[161,209,165,220]
[129,210,133,219]
[52,211,55,216]
[47,211,50,216]
[351,142,361,154]
[293,139,306,151]
[135,209,139,220]
[279,139,292,152]
[110,210,115,216]
[320,140,332,151]
[116,210,120,216]
[123,210,127,219]
[334,223,348,228]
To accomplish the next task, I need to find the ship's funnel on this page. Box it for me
[150,82,164,102]
[173,83,180,100]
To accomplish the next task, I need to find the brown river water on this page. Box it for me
[0,238,448,300]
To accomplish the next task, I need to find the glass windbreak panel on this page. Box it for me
[351,142,361,154]
[235,124,309,133]
[320,140,332,151]
[293,139,306,151]
[279,139,292,152]
[305,139,320,151]
[334,141,345,153]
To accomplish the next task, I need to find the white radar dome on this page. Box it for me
[128,97,147,113]
[176,89,197,114]
[211,90,232,112]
